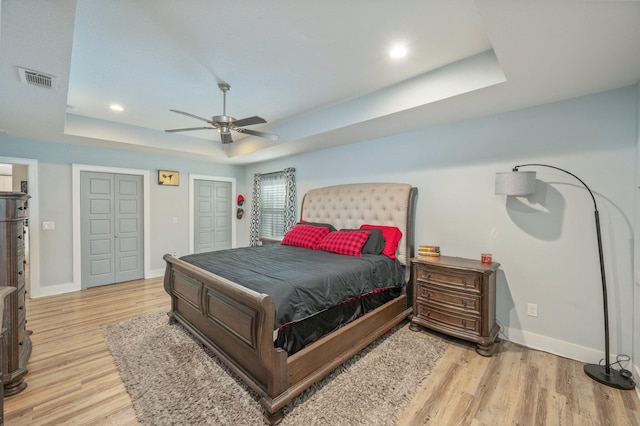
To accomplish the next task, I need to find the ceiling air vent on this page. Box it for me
[17,67,55,89]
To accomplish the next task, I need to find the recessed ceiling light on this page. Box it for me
[109,104,124,112]
[390,45,407,58]
[389,45,407,59]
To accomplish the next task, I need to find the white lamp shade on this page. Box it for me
[495,171,536,195]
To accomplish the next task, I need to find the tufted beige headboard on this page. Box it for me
[300,183,418,268]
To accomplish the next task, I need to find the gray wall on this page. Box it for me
[244,86,638,368]
[0,138,244,290]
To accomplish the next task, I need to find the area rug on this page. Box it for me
[103,312,447,425]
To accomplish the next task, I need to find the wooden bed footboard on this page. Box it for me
[163,254,288,400]
[163,253,411,424]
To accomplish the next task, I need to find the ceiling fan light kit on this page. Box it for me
[166,82,279,144]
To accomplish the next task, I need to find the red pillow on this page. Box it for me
[281,224,330,250]
[318,230,370,257]
[360,224,402,259]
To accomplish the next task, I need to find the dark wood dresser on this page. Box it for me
[0,286,16,424]
[409,255,500,356]
[0,192,32,395]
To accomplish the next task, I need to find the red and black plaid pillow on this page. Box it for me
[318,230,371,257]
[281,224,330,250]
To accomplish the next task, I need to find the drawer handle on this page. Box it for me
[462,279,467,286]
[18,271,23,275]
[18,206,24,211]
[462,319,467,328]
[19,306,24,310]
[425,273,431,280]
[426,311,431,318]
[462,300,467,307]
[17,235,22,239]
[426,292,431,298]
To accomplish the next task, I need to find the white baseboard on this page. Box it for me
[147,268,165,278]
[30,281,79,298]
[503,325,609,364]
[31,268,165,299]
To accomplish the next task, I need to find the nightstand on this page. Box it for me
[409,255,500,356]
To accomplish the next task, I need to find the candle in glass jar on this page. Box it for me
[481,253,492,263]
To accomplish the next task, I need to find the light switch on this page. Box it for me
[42,221,55,230]
[172,217,178,224]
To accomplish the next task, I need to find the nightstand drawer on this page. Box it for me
[416,303,481,336]
[416,283,481,315]
[415,266,481,293]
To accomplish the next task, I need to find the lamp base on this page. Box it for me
[584,363,635,390]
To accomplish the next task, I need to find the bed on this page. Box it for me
[163,182,417,424]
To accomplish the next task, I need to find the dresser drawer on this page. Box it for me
[416,283,481,316]
[18,323,25,345]
[17,253,26,286]
[0,195,29,220]
[18,287,26,307]
[415,265,482,294]
[18,303,26,329]
[415,303,481,336]
[16,222,25,253]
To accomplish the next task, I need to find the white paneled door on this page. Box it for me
[194,180,232,253]
[80,172,144,288]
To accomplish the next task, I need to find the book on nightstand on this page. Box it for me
[417,245,440,257]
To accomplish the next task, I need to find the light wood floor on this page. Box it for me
[4,278,640,425]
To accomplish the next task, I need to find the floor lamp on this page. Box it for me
[495,163,635,390]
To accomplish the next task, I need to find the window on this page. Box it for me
[260,172,286,239]
[250,167,296,247]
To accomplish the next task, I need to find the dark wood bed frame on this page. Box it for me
[163,183,417,424]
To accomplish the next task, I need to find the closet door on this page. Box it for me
[81,172,143,288]
[194,180,231,253]
[113,174,144,282]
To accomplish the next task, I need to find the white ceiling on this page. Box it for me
[1,0,639,165]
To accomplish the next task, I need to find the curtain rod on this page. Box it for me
[257,168,295,178]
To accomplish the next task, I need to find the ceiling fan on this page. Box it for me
[165,82,279,144]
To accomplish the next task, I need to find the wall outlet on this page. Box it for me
[172,217,178,224]
[527,303,538,317]
[42,221,55,230]
[172,251,177,257]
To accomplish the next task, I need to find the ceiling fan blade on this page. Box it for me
[170,109,213,124]
[221,132,233,144]
[233,127,279,140]
[232,116,267,127]
[165,127,214,133]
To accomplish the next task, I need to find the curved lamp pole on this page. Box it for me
[495,163,634,390]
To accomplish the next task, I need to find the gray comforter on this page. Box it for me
[180,244,405,328]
